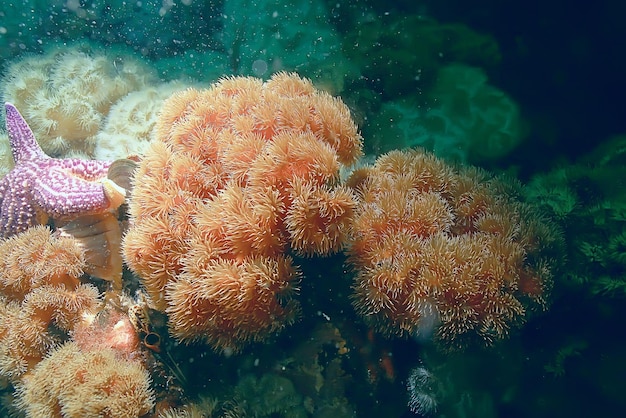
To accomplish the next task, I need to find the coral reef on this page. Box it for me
[346,148,561,348]
[124,72,362,353]
[1,3,611,412]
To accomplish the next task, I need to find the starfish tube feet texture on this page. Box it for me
[0,103,124,238]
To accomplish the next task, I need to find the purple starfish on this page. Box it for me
[0,103,126,238]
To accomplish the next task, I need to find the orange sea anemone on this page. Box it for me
[23,284,100,331]
[347,149,560,348]
[122,215,189,310]
[0,283,101,379]
[285,179,356,256]
[0,227,103,379]
[0,225,85,300]
[123,73,363,352]
[190,184,287,261]
[166,255,301,353]
[0,298,53,378]
[14,341,154,418]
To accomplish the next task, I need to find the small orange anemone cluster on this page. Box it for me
[123,73,362,353]
[0,226,100,378]
[346,149,560,348]
[0,226,155,416]
[14,341,154,418]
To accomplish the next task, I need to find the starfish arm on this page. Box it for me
[31,168,115,219]
[0,177,39,238]
[56,158,112,181]
[4,102,47,164]
[1,103,127,235]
